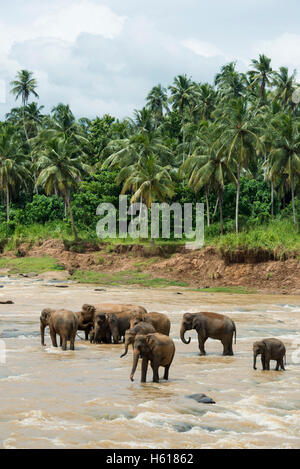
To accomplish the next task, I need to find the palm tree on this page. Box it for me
[267,112,300,229]
[220,97,263,233]
[169,75,198,161]
[0,125,31,221]
[146,84,169,126]
[249,55,273,101]
[183,134,236,235]
[102,130,172,170]
[117,154,175,242]
[272,67,297,110]
[36,137,91,239]
[215,62,246,100]
[10,70,39,140]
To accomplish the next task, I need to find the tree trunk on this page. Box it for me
[205,185,210,227]
[213,197,219,218]
[235,163,241,235]
[271,181,274,218]
[219,186,224,235]
[6,183,10,223]
[291,182,297,230]
[65,191,78,240]
[22,96,29,142]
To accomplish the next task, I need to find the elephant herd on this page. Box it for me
[40,304,287,383]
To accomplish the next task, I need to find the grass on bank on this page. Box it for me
[0,256,64,274]
[0,219,299,258]
[71,269,189,288]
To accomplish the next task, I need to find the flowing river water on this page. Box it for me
[0,278,299,449]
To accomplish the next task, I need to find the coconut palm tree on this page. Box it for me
[146,84,169,126]
[36,137,91,239]
[169,75,199,161]
[267,112,300,229]
[183,133,236,235]
[249,55,273,101]
[0,125,31,221]
[272,67,297,110]
[10,70,39,140]
[220,97,263,233]
[117,154,175,242]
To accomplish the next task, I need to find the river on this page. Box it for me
[0,278,299,449]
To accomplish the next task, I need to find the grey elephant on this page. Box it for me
[180,312,236,356]
[81,304,147,344]
[130,333,175,383]
[130,312,171,336]
[120,322,156,358]
[40,308,78,351]
[75,312,94,340]
[253,338,286,371]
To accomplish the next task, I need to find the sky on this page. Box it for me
[0,0,300,119]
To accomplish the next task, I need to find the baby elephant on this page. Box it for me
[40,308,78,351]
[253,338,286,371]
[120,322,156,358]
[130,333,175,383]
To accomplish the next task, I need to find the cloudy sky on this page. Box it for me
[0,0,299,119]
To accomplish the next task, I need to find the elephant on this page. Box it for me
[180,312,236,356]
[75,312,94,340]
[81,304,147,344]
[130,312,171,336]
[120,322,156,358]
[130,333,175,383]
[40,308,78,351]
[253,338,286,371]
[91,313,112,344]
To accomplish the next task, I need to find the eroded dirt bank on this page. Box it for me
[1,239,299,294]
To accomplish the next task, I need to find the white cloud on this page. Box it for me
[0,1,126,59]
[182,39,224,59]
[254,33,300,74]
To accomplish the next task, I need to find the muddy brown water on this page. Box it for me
[0,278,299,449]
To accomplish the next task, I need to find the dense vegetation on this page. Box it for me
[0,56,299,254]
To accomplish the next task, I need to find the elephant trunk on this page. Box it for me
[111,326,119,344]
[130,349,140,382]
[180,325,191,345]
[120,342,129,358]
[253,352,258,370]
[40,321,46,346]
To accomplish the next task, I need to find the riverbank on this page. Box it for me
[0,238,299,294]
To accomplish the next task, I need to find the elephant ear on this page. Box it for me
[192,316,201,331]
[41,308,52,322]
[262,340,270,352]
[145,334,156,349]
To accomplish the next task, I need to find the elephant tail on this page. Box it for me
[233,323,237,344]
[76,333,85,341]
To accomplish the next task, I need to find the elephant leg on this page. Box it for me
[222,337,234,356]
[163,365,170,380]
[141,357,148,383]
[50,328,58,347]
[280,358,285,371]
[60,336,63,347]
[85,330,89,341]
[261,355,266,370]
[151,360,160,383]
[70,335,75,351]
[264,354,270,370]
[61,337,67,351]
[198,334,207,356]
